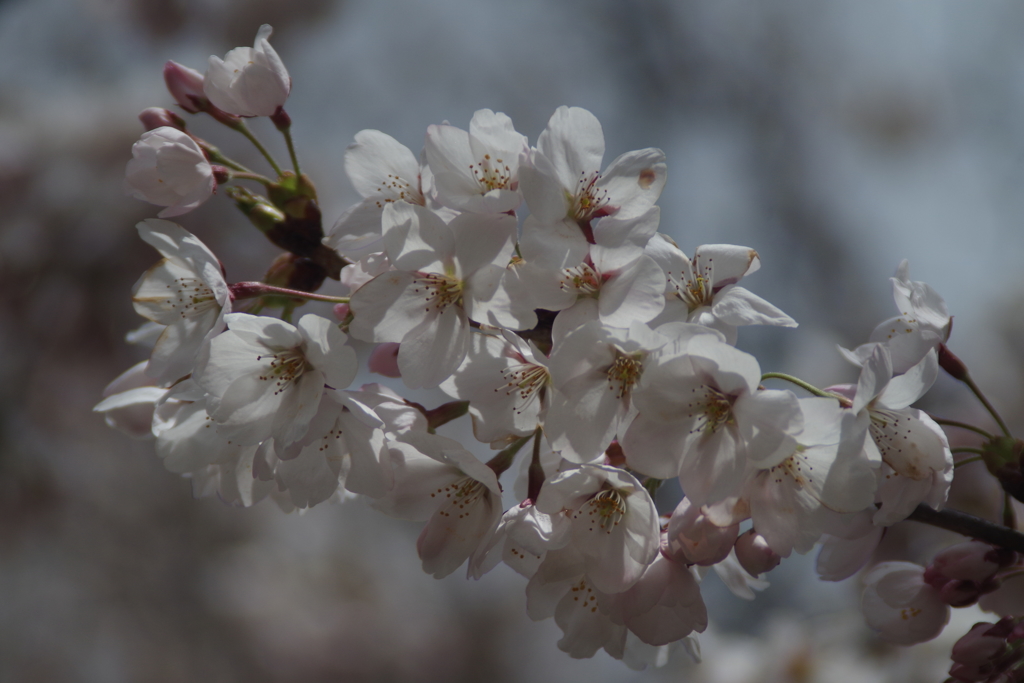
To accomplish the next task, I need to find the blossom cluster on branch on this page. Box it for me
[96,25,1024,677]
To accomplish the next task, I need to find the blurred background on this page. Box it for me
[3,0,1024,680]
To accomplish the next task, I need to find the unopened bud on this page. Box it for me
[263,253,327,294]
[939,343,970,381]
[931,541,1014,582]
[368,343,402,378]
[735,529,782,576]
[163,61,207,114]
[211,165,231,185]
[332,303,350,321]
[270,106,292,130]
[939,579,985,608]
[665,498,738,566]
[138,107,186,132]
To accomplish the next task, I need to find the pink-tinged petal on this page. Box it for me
[369,440,463,520]
[554,578,621,658]
[853,345,893,415]
[609,556,707,645]
[891,260,950,338]
[270,371,325,445]
[417,477,502,578]
[464,264,534,329]
[748,469,825,557]
[598,255,666,327]
[368,342,402,378]
[597,148,667,219]
[815,525,883,581]
[734,389,802,466]
[536,106,605,191]
[297,314,357,390]
[348,271,430,343]
[397,304,469,389]
[381,202,452,273]
[468,109,528,159]
[94,385,165,440]
[275,439,342,508]
[345,129,421,200]
[711,285,796,328]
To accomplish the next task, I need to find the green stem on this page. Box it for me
[280,300,296,324]
[1005,491,1017,529]
[235,121,285,177]
[931,417,994,440]
[951,447,985,456]
[281,125,301,176]
[228,171,275,186]
[962,374,1013,439]
[954,456,983,469]
[760,372,838,400]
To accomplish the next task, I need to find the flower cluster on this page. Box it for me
[97,25,1024,673]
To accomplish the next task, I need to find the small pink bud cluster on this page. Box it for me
[949,618,1024,683]
[925,541,1017,608]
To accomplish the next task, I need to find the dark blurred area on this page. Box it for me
[3,0,1024,681]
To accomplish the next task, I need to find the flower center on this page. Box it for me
[606,351,643,400]
[373,173,425,208]
[669,258,715,313]
[498,362,550,415]
[167,276,219,318]
[559,263,602,296]
[577,488,628,533]
[687,384,735,434]
[412,273,464,313]
[256,347,310,396]
[768,446,815,488]
[469,153,513,192]
[570,171,611,222]
[431,477,488,518]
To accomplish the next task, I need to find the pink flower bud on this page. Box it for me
[665,497,738,566]
[163,61,207,114]
[952,621,1009,666]
[931,541,1013,582]
[735,529,782,576]
[939,579,985,607]
[124,127,215,218]
[332,303,350,321]
[368,342,402,378]
[138,107,186,132]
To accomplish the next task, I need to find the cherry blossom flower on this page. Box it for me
[534,464,660,594]
[622,328,802,506]
[424,109,528,213]
[600,551,708,646]
[846,345,953,524]
[204,24,290,117]
[646,238,796,344]
[440,329,551,444]
[861,561,950,645]
[192,313,357,446]
[371,432,502,579]
[124,127,215,218]
[272,389,392,507]
[325,130,430,260]
[348,202,531,388]
[518,106,666,268]
[131,219,230,385]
